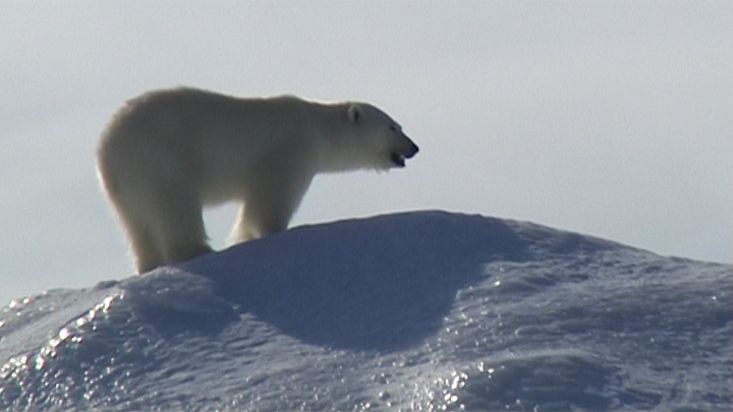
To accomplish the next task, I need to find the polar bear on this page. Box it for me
[97,87,419,273]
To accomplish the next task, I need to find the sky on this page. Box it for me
[1,1,731,304]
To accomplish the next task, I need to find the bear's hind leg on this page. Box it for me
[150,189,213,267]
[129,223,165,274]
[116,207,166,274]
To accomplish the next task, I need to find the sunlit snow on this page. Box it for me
[1,211,730,411]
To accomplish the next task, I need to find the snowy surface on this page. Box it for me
[1,211,731,411]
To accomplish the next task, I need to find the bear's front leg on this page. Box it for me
[231,172,313,243]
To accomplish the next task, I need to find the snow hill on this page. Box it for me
[1,211,731,411]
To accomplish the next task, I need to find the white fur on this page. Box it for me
[97,87,418,273]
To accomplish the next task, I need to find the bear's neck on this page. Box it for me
[309,103,371,173]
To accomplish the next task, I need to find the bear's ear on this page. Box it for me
[347,104,362,124]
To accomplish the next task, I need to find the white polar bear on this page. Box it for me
[97,87,419,273]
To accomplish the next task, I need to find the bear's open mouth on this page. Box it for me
[391,152,406,167]
[390,141,419,168]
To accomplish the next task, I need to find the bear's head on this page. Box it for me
[341,103,419,171]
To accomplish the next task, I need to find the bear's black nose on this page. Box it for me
[406,142,419,158]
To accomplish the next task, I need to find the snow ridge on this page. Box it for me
[1,211,730,411]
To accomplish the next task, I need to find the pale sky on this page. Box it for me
[1,1,731,304]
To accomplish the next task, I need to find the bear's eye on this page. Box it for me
[389,125,398,132]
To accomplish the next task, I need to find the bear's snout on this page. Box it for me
[407,142,419,157]
[402,135,419,159]
[390,137,419,168]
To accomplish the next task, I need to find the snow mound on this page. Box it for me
[1,211,731,411]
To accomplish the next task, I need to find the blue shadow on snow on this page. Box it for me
[182,211,530,352]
